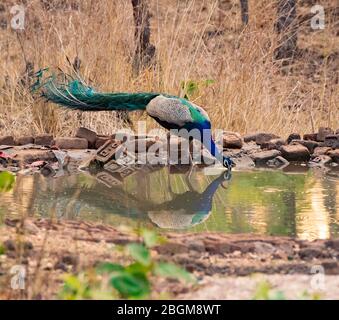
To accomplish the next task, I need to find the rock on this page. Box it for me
[243,132,279,144]
[254,242,276,255]
[54,261,68,272]
[251,150,281,165]
[262,138,286,150]
[327,149,339,163]
[280,144,310,161]
[336,129,339,135]
[61,254,79,266]
[16,136,34,145]
[313,146,332,156]
[323,134,339,148]
[54,137,88,149]
[75,127,97,148]
[266,155,289,168]
[0,136,15,146]
[290,139,319,153]
[23,221,39,235]
[223,131,243,149]
[299,247,325,260]
[3,239,16,251]
[156,242,189,255]
[14,150,57,164]
[40,164,56,177]
[303,133,317,141]
[95,136,110,149]
[309,155,332,167]
[95,140,123,163]
[34,134,54,146]
[287,133,301,144]
[317,127,333,142]
[326,239,339,251]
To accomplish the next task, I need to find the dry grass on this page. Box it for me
[0,0,338,138]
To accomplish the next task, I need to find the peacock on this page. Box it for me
[32,70,234,169]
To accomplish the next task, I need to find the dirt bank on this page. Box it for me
[1,217,339,299]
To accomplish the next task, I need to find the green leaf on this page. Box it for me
[0,171,15,192]
[127,243,151,266]
[0,245,5,255]
[154,262,195,283]
[125,262,151,275]
[96,262,124,274]
[141,229,158,248]
[110,272,150,298]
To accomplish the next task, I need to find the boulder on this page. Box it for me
[303,133,317,141]
[290,139,319,153]
[317,127,333,142]
[75,127,97,148]
[280,144,310,161]
[16,136,34,145]
[54,137,88,149]
[0,135,15,146]
[223,131,243,149]
[34,134,54,146]
[287,133,301,144]
[251,150,281,165]
[323,134,339,148]
[327,149,339,163]
[313,147,332,156]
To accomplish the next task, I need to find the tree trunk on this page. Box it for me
[240,0,249,25]
[274,0,298,61]
[131,0,155,74]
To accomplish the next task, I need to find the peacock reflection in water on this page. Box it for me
[30,165,231,230]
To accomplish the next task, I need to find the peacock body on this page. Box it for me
[33,71,234,169]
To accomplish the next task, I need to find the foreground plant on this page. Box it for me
[60,229,195,300]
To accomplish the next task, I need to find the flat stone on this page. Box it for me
[54,137,88,149]
[96,140,123,163]
[75,127,97,148]
[280,144,310,161]
[313,146,332,156]
[287,133,301,144]
[0,136,15,146]
[251,150,281,165]
[323,134,339,148]
[290,139,318,153]
[303,133,317,141]
[16,136,34,145]
[327,149,339,163]
[34,134,54,146]
[223,131,243,149]
[317,127,333,142]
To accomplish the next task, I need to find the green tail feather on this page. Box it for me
[31,69,160,112]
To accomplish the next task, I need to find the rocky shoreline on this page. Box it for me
[0,126,338,175]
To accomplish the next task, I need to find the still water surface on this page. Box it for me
[0,166,338,240]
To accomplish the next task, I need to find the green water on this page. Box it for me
[0,166,338,240]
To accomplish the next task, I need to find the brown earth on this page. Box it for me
[1,217,339,299]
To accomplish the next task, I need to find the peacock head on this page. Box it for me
[223,156,235,170]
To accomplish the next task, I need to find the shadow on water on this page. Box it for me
[0,164,338,240]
